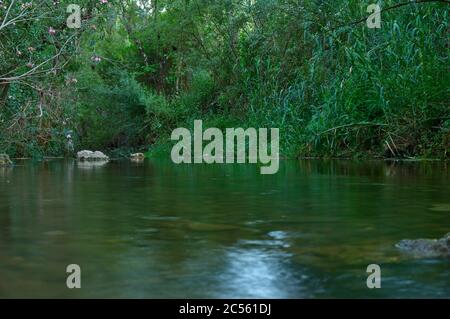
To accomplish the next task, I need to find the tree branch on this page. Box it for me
[0,34,76,84]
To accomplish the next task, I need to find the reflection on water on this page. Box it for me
[217,248,300,298]
[0,159,449,298]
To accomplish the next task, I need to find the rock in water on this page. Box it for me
[130,153,145,162]
[130,153,145,159]
[396,232,450,258]
[0,153,12,166]
[77,150,109,161]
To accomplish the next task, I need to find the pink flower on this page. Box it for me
[48,27,56,35]
[100,0,108,4]
[26,62,34,68]
[20,2,32,10]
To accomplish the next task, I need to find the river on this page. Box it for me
[0,159,448,298]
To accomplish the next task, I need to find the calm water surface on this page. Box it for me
[0,159,449,298]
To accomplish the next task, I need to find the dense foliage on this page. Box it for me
[1,0,449,158]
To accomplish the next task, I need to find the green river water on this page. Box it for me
[0,159,448,298]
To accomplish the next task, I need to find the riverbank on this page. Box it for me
[4,148,449,162]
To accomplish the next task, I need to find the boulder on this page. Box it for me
[77,150,109,161]
[130,153,145,162]
[0,153,12,166]
[130,152,145,159]
[396,232,450,258]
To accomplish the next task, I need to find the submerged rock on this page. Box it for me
[428,203,450,212]
[396,232,450,258]
[77,150,109,161]
[44,230,66,236]
[0,153,12,166]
